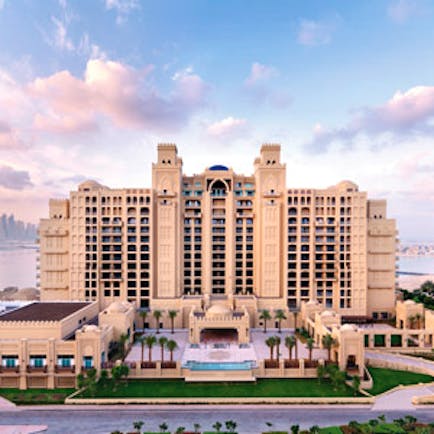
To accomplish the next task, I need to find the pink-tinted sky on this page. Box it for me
[1,0,434,242]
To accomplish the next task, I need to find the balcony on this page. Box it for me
[0,366,19,374]
[263,190,281,198]
[55,366,75,374]
[26,365,48,374]
[158,190,175,198]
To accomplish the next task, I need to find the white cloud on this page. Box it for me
[0,165,33,190]
[387,0,423,23]
[243,63,291,109]
[245,62,277,86]
[78,33,106,59]
[51,16,74,51]
[0,0,5,11]
[305,85,434,152]
[104,0,139,24]
[20,59,208,134]
[297,18,337,46]
[207,117,247,137]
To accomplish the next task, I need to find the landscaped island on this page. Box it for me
[108,414,433,434]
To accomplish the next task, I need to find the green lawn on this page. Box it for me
[0,388,74,405]
[367,367,434,395]
[78,378,359,398]
[319,428,342,434]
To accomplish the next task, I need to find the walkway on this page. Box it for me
[372,383,434,411]
[367,350,434,410]
[366,350,434,375]
[0,397,16,411]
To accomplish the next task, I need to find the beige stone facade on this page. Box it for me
[38,144,397,324]
[0,301,134,389]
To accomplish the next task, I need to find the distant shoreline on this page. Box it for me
[0,241,38,251]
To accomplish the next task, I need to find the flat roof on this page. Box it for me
[0,302,91,322]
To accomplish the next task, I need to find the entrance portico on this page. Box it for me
[189,304,250,344]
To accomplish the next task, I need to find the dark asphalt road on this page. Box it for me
[1,406,433,434]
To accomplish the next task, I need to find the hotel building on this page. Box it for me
[38,144,397,327]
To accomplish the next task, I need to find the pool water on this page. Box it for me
[183,361,254,370]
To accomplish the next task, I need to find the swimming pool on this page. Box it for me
[183,361,254,370]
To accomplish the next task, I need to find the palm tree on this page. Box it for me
[168,310,178,334]
[285,335,296,360]
[274,335,281,362]
[139,310,148,332]
[159,336,168,363]
[306,337,315,361]
[225,420,237,434]
[290,424,300,434]
[166,339,178,362]
[259,309,272,333]
[274,309,287,333]
[316,364,326,383]
[118,333,129,360]
[352,375,361,396]
[133,421,144,433]
[212,422,222,433]
[145,334,157,363]
[137,334,146,366]
[265,336,276,360]
[159,422,168,433]
[153,309,163,333]
[292,308,300,331]
[327,364,346,390]
[321,334,337,362]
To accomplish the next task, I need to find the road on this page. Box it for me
[1,405,434,434]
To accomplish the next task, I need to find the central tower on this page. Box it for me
[152,144,183,299]
[254,144,287,300]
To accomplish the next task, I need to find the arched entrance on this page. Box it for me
[200,328,238,344]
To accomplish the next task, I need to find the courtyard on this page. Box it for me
[125,328,328,366]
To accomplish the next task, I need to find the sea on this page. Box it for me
[0,245,434,290]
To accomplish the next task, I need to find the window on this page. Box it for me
[30,355,46,368]
[57,355,74,367]
[83,356,93,368]
[2,356,18,368]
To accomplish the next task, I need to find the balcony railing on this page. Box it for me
[0,366,19,374]
[26,365,48,373]
[55,366,75,374]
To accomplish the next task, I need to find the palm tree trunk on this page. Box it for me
[269,346,273,360]
[278,320,282,333]
[295,341,298,360]
[288,347,292,360]
[171,318,174,334]
[161,346,164,363]
[309,348,312,361]
[170,350,173,362]
[264,320,267,334]
[327,347,331,362]
[141,343,144,365]
[148,347,152,363]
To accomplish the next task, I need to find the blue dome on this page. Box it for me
[209,165,229,171]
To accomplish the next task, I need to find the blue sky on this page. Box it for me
[0,0,434,242]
